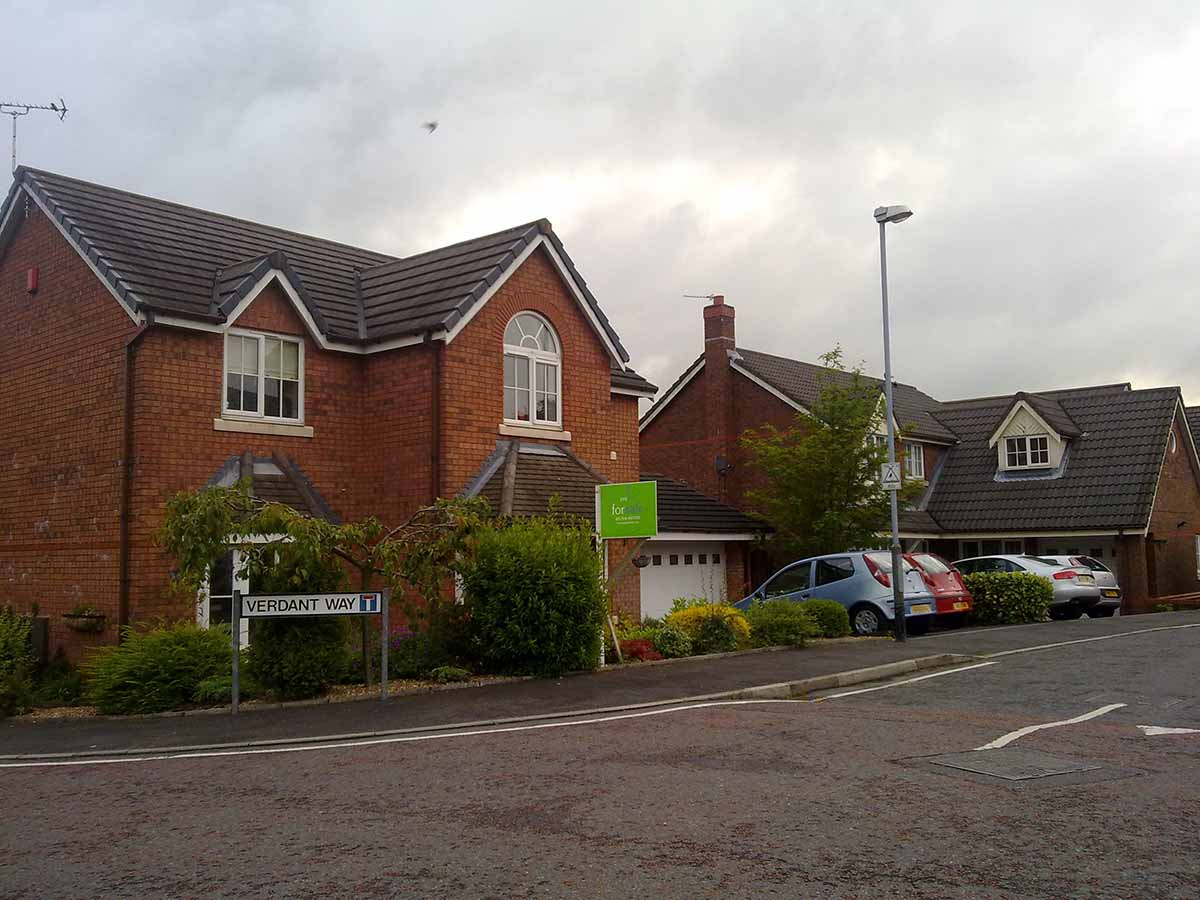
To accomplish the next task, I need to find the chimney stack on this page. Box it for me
[703,295,735,499]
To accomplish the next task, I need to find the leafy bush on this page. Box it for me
[962,572,1052,626]
[389,630,451,679]
[651,623,693,659]
[462,516,607,676]
[429,665,471,683]
[619,638,663,661]
[664,604,751,646]
[1153,603,1175,613]
[246,617,348,701]
[83,623,231,715]
[0,607,34,680]
[746,600,820,647]
[1,671,34,718]
[798,599,851,638]
[670,597,713,614]
[191,668,261,705]
[32,653,84,706]
[694,615,739,654]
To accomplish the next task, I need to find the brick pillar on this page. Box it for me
[703,295,735,501]
[1118,534,1151,613]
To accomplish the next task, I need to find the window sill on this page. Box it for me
[498,422,571,442]
[213,418,314,438]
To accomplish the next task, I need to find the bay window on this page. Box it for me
[503,312,561,427]
[224,332,303,422]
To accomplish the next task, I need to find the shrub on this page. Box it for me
[1153,603,1175,613]
[962,572,1052,626]
[246,617,348,701]
[746,600,820,647]
[798,599,851,638]
[462,516,607,677]
[0,607,34,680]
[651,623,693,659]
[619,638,663,661]
[0,670,34,718]
[694,615,739,654]
[670,597,713,614]
[429,665,471,683]
[83,623,231,715]
[389,630,451,679]
[664,604,751,645]
[32,652,84,707]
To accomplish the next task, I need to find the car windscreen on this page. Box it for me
[865,552,916,573]
[1075,556,1111,573]
[912,553,951,574]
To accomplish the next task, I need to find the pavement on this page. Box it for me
[2,609,1197,758]
[3,610,1199,898]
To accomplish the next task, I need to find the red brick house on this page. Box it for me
[642,295,1200,612]
[0,168,667,658]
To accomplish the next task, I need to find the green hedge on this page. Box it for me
[462,516,607,676]
[798,599,851,638]
[83,623,231,715]
[746,600,820,647]
[962,572,1052,625]
[651,623,693,658]
[246,617,348,700]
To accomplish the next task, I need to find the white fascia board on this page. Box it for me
[639,357,705,432]
[987,399,1063,448]
[730,359,809,414]
[22,184,141,325]
[441,233,627,371]
[611,386,656,399]
[647,532,758,542]
[936,529,1126,539]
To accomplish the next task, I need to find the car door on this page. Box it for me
[761,560,813,602]
[813,556,856,604]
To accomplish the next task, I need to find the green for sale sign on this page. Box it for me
[596,481,658,539]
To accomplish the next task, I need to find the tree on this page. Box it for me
[741,347,922,561]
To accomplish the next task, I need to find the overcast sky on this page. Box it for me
[7,1,1200,402]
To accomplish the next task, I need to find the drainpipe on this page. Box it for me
[117,312,153,638]
[428,334,443,503]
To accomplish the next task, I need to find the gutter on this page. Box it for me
[117,312,153,637]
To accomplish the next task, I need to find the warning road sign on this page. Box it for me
[880,462,902,491]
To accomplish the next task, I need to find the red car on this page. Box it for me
[905,552,973,626]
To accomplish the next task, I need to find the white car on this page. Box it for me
[1041,555,1121,617]
[952,554,1101,619]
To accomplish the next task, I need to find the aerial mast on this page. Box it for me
[1,98,68,173]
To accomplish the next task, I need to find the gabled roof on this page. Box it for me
[987,391,1082,445]
[731,348,958,442]
[927,385,1178,532]
[1185,406,1200,451]
[207,452,341,523]
[3,168,636,369]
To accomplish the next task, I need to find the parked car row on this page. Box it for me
[737,549,1121,635]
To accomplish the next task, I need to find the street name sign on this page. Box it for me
[596,481,658,539]
[880,462,902,491]
[241,592,382,618]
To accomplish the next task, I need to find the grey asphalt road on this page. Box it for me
[2,622,1198,898]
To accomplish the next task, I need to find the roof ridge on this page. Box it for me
[735,345,931,393]
[18,166,398,262]
[364,219,549,270]
[941,382,1134,405]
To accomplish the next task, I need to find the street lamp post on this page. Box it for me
[874,204,913,642]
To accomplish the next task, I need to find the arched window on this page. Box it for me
[503,312,560,426]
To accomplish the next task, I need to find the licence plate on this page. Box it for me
[952,601,970,611]
[1102,589,1120,598]
[910,604,932,615]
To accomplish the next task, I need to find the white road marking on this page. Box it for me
[1137,725,1200,736]
[814,661,1000,701]
[0,699,810,770]
[975,703,1126,750]
[981,622,1200,659]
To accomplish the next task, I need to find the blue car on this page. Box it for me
[736,551,937,636]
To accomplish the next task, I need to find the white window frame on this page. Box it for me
[222,330,305,424]
[904,441,925,480]
[503,312,562,428]
[1004,434,1050,469]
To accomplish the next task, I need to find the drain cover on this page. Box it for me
[927,748,1100,781]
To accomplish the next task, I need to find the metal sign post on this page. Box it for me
[230,590,387,714]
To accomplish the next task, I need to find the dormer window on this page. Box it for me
[1005,435,1050,469]
[503,312,561,427]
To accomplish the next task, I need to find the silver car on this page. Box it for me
[1042,555,1121,618]
[953,554,1101,619]
[736,551,937,637]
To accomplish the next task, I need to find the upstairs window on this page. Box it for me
[903,441,925,479]
[1004,434,1049,469]
[503,312,561,427]
[224,332,303,422]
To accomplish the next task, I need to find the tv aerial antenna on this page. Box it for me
[1,98,68,174]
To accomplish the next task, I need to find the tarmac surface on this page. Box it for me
[2,611,1198,898]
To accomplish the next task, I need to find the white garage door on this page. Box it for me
[640,541,726,620]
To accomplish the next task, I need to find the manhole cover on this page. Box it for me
[927,748,1100,781]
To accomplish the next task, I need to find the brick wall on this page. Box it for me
[1144,414,1200,604]
[0,203,136,656]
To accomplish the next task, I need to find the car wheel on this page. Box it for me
[850,604,884,636]
[1056,607,1084,620]
[1087,607,1117,618]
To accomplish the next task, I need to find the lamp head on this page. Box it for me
[874,205,914,224]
